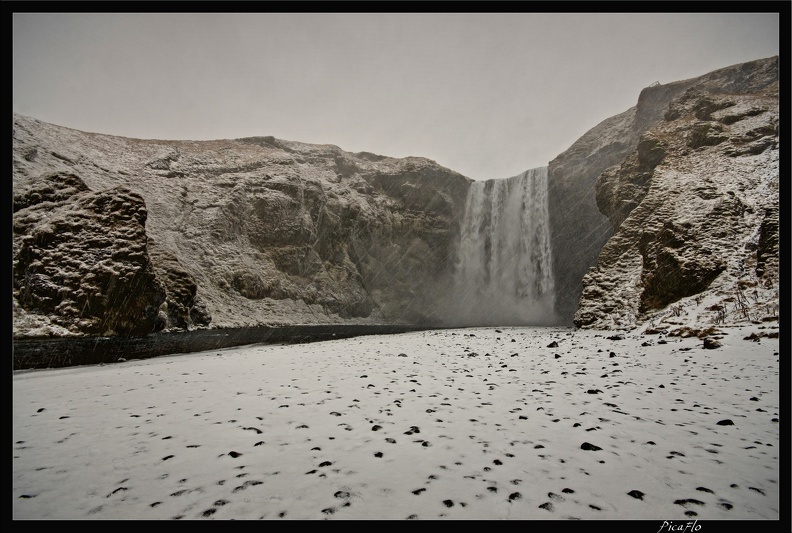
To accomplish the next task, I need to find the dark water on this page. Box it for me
[13,324,432,370]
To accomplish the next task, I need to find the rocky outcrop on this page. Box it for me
[13,173,168,336]
[12,119,471,336]
[575,57,778,331]
[548,55,778,325]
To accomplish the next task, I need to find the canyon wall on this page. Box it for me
[547,55,779,324]
[12,56,779,337]
[574,57,779,331]
[13,120,471,336]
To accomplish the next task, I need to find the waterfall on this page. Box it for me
[447,166,557,326]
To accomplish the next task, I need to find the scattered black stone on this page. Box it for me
[555,354,561,359]
[335,491,350,499]
[539,502,554,511]
[162,455,174,461]
[59,416,70,419]
[386,438,396,444]
[278,512,287,518]
[562,488,575,494]
[646,441,656,445]
[149,501,161,507]
[443,499,454,507]
[305,470,318,475]
[243,427,263,434]
[547,341,559,348]
[36,408,45,413]
[587,389,603,394]
[641,341,653,347]
[581,442,602,451]
[573,422,581,427]
[609,352,616,357]
[534,444,545,449]
[589,505,602,511]
[228,451,242,458]
[508,492,522,502]
[374,452,383,458]
[319,461,332,467]
[398,353,408,357]
[628,490,645,500]
[696,487,714,493]
[412,488,426,495]
[215,499,229,506]
[322,507,335,515]
[684,511,697,517]
[748,487,765,495]
[718,502,733,510]
[487,487,498,493]
[372,425,382,431]
[19,494,36,499]
[608,335,624,341]
[421,441,431,447]
[703,338,722,349]
[717,419,734,426]
[202,508,217,517]
[674,499,705,506]
[493,459,502,465]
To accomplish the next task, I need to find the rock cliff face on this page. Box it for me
[574,57,779,331]
[12,56,779,338]
[547,55,778,324]
[13,118,471,337]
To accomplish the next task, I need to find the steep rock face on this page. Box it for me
[575,59,778,331]
[12,119,471,336]
[547,55,778,324]
[13,173,169,336]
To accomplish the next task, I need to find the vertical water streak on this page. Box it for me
[449,166,556,325]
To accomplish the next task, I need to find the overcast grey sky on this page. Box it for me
[13,13,780,181]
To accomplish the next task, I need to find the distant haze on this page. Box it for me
[12,13,779,181]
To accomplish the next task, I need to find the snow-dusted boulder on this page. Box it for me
[13,173,169,336]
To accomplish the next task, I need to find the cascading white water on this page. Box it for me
[448,166,557,326]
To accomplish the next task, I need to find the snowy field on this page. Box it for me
[13,326,780,520]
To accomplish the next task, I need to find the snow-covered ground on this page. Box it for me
[13,326,779,520]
